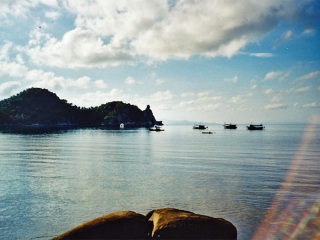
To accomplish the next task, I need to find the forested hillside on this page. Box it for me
[0,88,156,127]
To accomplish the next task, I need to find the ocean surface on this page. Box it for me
[0,122,319,240]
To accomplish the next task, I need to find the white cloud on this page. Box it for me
[27,28,133,68]
[271,95,283,102]
[150,90,173,101]
[73,76,91,89]
[0,61,28,77]
[125,76,136,85]
[250,53,274,58]
[26,69,66,90]
[298,71,320,81]
[303,102,320,109]
[264,89,273,95]
[0,0,58,19]
[264,71,279,81]
[282,30,293,41]
[287,86,312,93]
[0,81,21,97]
[0,42,13,61]
[179,100,222,112]
[94,80,108,89]
[265,103,289,109]
[21,0,302,68]
[263,71,289,81]
[180,91,222,104]
[15,54,25,65]
[199,103,222,112]
[45,11,61,20]
[129,90,175,112]
[229,94,251,104]
[133,0,297,59]
[301,28,315,37]
[250,84,257,90]
[224,75,238,83]
[24,68,109,92]
[230,96,243,104]
[28,27,52,46]
[71,89,125,107]
[179,99,196,108]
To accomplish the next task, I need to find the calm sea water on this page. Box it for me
[0,123,319,240]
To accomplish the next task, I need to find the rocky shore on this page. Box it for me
[52,208,237,239]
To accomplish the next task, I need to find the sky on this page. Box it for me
[0,0,319,123]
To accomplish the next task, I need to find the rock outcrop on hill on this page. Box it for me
[52,208,237,240]
[143,105,156,126]
[0,88,157,127]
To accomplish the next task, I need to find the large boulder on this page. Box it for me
[146,208,237,239]
[52,208,237,239]
[52,211,152,240]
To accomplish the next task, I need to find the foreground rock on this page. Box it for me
[52,211,152,239]
[146,208,237,239]
[52,208,237,239]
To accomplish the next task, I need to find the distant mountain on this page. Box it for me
[0,88,156,127]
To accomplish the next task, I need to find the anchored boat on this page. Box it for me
[202,131,213,134]
[193,124,207,130]
[149,125,164,132]
[247,124,265,130]
[223,123,237,129]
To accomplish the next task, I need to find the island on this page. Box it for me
[0,88,158,128]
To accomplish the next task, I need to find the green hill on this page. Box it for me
[0,88,156,127]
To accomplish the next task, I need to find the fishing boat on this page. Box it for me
[202,131,213,134]
[149,125,164,131]
[247,124,265,130]
[193,124,207,130]
[223,123,237,129]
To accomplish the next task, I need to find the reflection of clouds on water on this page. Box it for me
[1,124,318,239]
[252,115,320,240]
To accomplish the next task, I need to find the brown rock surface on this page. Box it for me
[52,211,152,240]
[146,208,237,239]
[52,208,237,239]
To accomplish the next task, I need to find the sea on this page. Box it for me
[0,121,319,240]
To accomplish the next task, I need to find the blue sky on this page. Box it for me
[0,0,319,123]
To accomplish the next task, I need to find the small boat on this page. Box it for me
[149,125,164,131]
[193,124,207,130]
[223,123,237,129]
[247,124,265,130]
[202,131,213,134]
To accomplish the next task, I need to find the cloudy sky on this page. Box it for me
[0,0,319,123]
